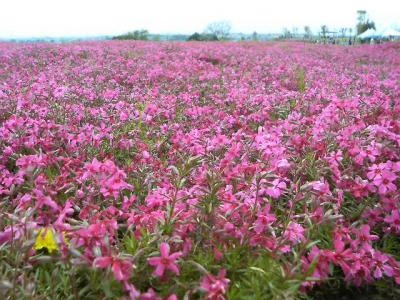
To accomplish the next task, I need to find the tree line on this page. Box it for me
[112,11,377,42]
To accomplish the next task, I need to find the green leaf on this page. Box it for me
[249,266,267,275]
[306,240,320,249]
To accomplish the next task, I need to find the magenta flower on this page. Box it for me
[148,242,182,277]
[140,288,161,300]
[352,225,379,252]
[367,163,383,180]
[345,249,372,286]
[373,170,397,194]
[384,209,400,233]
[122,281,140,300]
[200,269,230,300]
[253,205,276,234]
[326,234,353,273]
[372,251,393,279]
[283,222,305,244]
[266,179,286,198]
[310,179,331,195]
[93,256,133,281]
[365,144,380,162]
[351,176,375,198]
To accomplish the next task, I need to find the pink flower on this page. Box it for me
[93,256,133,281]
[200,269,230,300]
[276,158,291,171]
[345,249,372,286]
[145,189,169,208]
[253,205,276,234]
[100,175,131,199]
[140,288,161,300]
[373,170,397,194]
[328,149,343,163]
[122,195,137,211]
[384,209,400,233]
[355,145,379,164]
[302,246,331,283]
[393,161,400,172]
[81,158,102,180]
[266,179,286,198]
[351,225,379,252]
[53,85,68,98]
[0,227,14,245]
[351,176,375,198]
[148,242,182,277]
[367,163,386,180]
[122,281,140,300]
[310,179,331,195]
[33,188,59,211]
[372,251,393,279]
[326,234,353,273]
[365,144,380,162]
[103,88,119,100]
[283,222,305,244]
[142,150,150,160]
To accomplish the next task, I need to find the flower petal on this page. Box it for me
[153,264,165,277]
[93,256,113,268]
[148,257,161,266]
[160,242,170,257]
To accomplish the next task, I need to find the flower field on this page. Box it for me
[0,41,400,299]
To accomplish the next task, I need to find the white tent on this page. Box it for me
[380,28,400,37]
[358,29,379,39]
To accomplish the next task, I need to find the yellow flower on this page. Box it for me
[34,227,58,253]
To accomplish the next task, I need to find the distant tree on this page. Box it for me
[187,32,202,41]
[357,10,367,25]
[340,28,347,38]
[152,34,161,41]
[356,10,376,35]
[187,32,219,41]
[205,21,231,40]
[358,20,376,35]
[320,25,328,41]
[304,26,312,39]
[134,30,149,40]
[252,31,258,41]
[112,29,149,40]
[282,28,292,39]
[292,27,299,38]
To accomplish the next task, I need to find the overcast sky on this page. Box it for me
[0,0,399,38]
